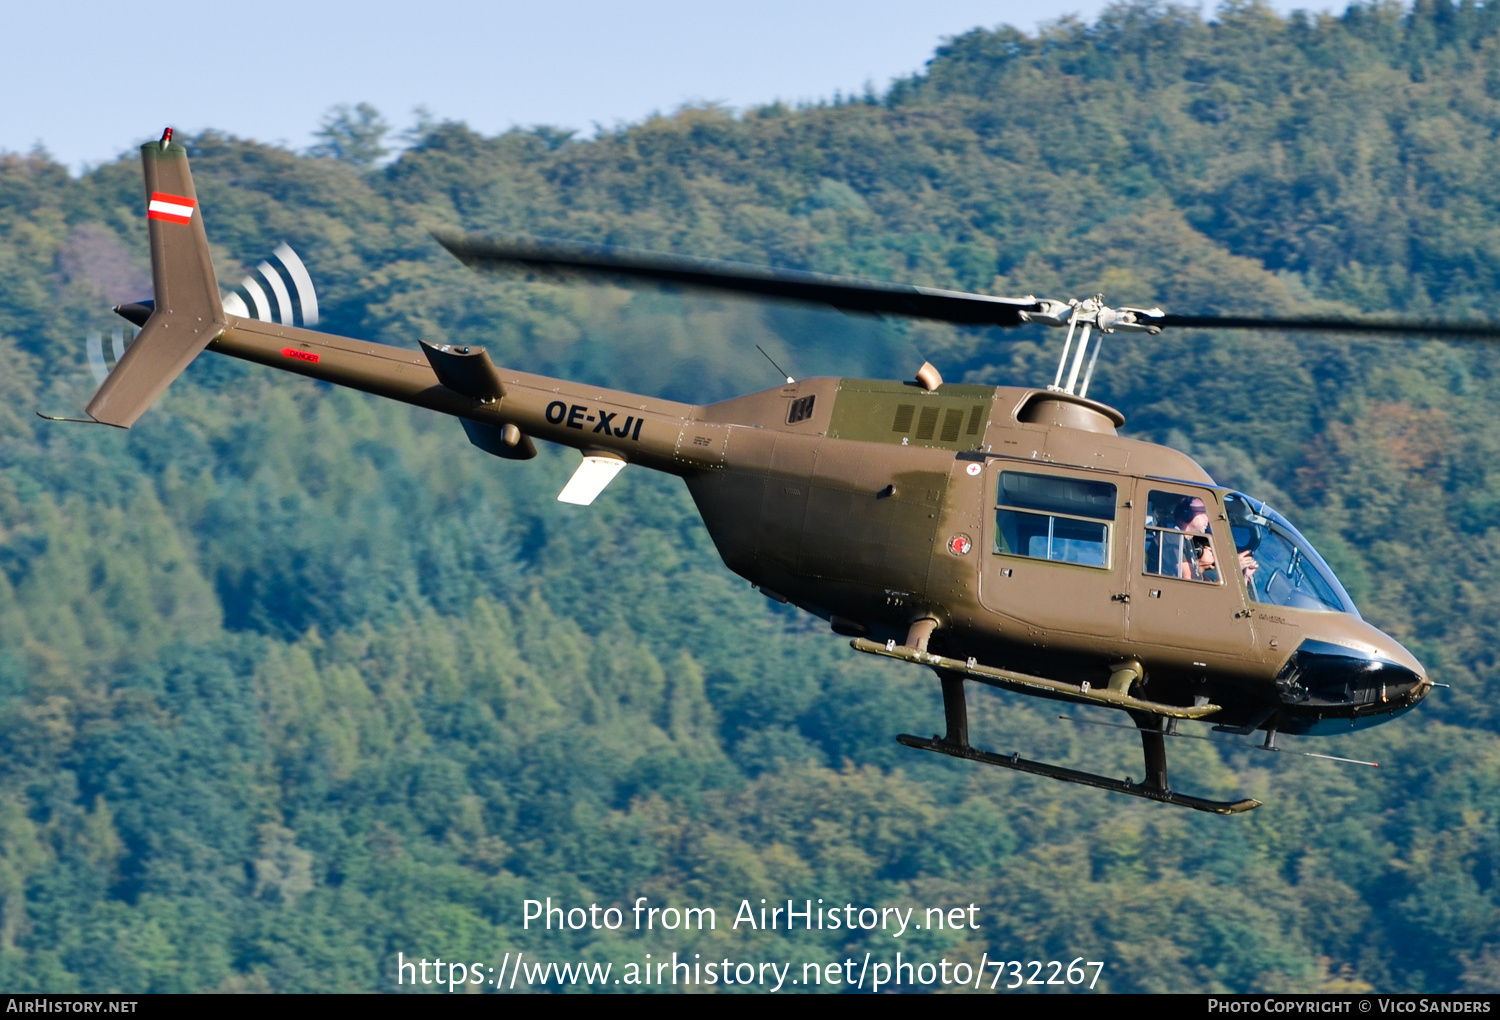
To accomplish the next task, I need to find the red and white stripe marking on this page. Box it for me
[147,191,196,224]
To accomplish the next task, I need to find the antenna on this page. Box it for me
[756,345,794,384]
[1058,715,1379,766]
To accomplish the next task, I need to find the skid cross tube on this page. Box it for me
[850,638,1221,719]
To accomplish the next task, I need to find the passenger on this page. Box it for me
[1175,496,1211,535]
[1173,496,1212,580]
[1191,536,1220,583]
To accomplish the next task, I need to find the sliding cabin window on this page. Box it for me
[994,471,1116,568]
[1143,489,1220,585]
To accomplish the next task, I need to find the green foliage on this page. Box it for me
[308,104,392,169]
[1,0,1500,992]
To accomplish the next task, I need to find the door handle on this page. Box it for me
[1111,593,1131,603]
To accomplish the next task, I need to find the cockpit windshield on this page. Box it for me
[1223,492,1359,616]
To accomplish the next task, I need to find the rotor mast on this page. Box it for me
[1020,295,1164,398]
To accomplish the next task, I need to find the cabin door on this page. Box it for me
[978,463,1128,641]
[1125,481,1256,664]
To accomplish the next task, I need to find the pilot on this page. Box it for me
[1230,515,1262,591]
[1238,548,1259,588]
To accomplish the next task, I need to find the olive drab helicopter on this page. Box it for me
[50,129,1482,814]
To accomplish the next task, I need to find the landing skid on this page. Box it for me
[895,734,1261,814]
[888,659,1260,814]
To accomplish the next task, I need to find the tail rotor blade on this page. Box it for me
[241,277,273,322]
[218,244,316,326]
[258,260,294,325]
[110,327,126,364]
[86,332,108,385]
[274,243,319,327]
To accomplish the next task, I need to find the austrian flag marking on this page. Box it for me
[147,191,196,224]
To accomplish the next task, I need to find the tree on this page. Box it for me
[308,103,389,169]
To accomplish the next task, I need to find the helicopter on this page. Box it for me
[49,128,1477,815]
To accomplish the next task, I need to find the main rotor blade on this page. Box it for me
[1157,314,1500,340]
[433,230,1042,327]
[434,232,1500,339]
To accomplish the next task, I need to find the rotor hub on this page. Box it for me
[1019,294,1164,398]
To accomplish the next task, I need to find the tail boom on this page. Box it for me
[203,315,698,474]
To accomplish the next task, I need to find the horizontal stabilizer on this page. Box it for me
[420,340,506,402]
[558,454,626,505]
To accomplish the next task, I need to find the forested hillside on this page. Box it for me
[3,0,1500,992]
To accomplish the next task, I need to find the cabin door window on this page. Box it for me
[993,471,1116,568]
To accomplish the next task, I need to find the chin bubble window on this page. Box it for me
[994,471,1116,568]
[1144,490,1221,584]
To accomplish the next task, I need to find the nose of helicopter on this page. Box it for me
[1272,619,1429,733]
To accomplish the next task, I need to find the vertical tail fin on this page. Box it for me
[83,128,225,428]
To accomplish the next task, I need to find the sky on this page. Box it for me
[9,1,1340,174]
